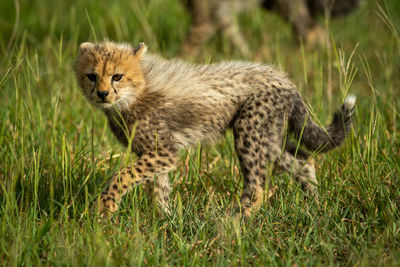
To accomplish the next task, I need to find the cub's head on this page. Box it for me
[74,41,147,110]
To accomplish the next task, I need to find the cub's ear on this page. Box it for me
[79,42,93,53]
[133,42,147,58]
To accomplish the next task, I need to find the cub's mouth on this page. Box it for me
[95,100,114,108]
[93,95,124,109]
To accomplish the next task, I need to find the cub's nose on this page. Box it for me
[97,91,109,99]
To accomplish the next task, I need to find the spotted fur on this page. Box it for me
[74,41,355,217]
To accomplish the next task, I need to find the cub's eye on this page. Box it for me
[112,74,123,82]
[86,74,96,82]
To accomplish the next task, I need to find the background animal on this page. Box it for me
[182,0,361,57]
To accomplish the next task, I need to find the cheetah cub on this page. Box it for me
[74,41,355,217]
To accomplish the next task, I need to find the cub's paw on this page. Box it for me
[234,205,252,219]
[92,196,118,219]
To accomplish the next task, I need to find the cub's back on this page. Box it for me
[141,54,295,99]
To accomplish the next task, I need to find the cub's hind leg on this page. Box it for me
[233,94,283,216]
[276,150,318,196]
[233,126,268,217]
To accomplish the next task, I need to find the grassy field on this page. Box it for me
[0,0,399,265]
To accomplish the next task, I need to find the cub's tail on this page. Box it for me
[289,92,356,153]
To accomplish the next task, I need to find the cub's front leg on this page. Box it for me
[96,149,179,218]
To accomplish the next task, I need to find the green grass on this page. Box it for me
[1,0,399,265]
